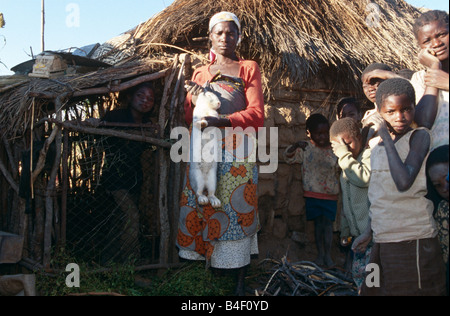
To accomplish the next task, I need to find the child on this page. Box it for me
[411,10,449,151]
[360,63,400,148]
[335,97,374,158]
[335,97,363,123]
[329,117,372,292]
[99,81,157,263]
[425,145,449,294]
[284,114,340,268]
[360,78,446,296]
[361,63,397,108]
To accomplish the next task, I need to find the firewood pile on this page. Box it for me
[254,257,358,296]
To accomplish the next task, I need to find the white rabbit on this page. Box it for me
[189,91,222,208]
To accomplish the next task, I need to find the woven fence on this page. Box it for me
[0,55,190,271]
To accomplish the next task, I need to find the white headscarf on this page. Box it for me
[208,11,241,34]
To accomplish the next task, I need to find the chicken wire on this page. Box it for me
[64,130,160,265]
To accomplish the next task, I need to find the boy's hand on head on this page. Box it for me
[364,69,398,83]
[331,137,354,157]
[330,136,342,148]
[330,138,347,152]
[418,48,441,70]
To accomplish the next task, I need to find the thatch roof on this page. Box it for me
[0,58,172,138]
[134,0,422,89]
[0,0,424,137]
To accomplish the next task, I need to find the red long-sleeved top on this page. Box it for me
[184,59,265,130]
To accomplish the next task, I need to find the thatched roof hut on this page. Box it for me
[0,54,189,268]
[134,0,423,93]
[0,0,424,139]
[0,58,172,138]
[127,0,425,247]
[0,0,425,268]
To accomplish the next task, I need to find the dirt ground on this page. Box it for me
[254,230,348,268]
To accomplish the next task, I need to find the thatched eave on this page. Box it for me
[0,58,173,138]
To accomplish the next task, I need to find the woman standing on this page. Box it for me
[176,12,265,296]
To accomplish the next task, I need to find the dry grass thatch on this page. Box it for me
[0,0,424,137]
[135,0,423,88]
[0,58,171,138]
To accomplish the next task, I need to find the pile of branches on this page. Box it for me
[255,257,358,296]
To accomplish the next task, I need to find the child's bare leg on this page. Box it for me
[323,217,335,268]
[314,216,325,266]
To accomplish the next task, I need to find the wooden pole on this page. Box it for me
[41,0,45,52]
[51,120,172,149]
[158,57,179,265]
[43,97,63,268]
[60,129,68,247]
[28,68,169,100]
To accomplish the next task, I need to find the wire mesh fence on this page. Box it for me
[63,128,161,265]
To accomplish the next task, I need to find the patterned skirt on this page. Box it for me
[176,128,260,269]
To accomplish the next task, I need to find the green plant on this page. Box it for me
[34,248,235,296]
[148,262,235,296]
[36,247,140,296]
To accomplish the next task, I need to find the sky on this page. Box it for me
[0,0,449,76]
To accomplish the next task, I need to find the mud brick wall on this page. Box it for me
[258,82,358,241]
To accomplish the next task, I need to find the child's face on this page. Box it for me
[378,94,415,136]
[130,86,155,114]
[428,162,449,201]
[333,132,363,159]
[417,20,449,62]
[339,103,362,122]
[362,74,384,104]
[308,123,331,148]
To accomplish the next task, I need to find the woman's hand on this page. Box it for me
[200,116,231,128]
[185,80,205,106]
